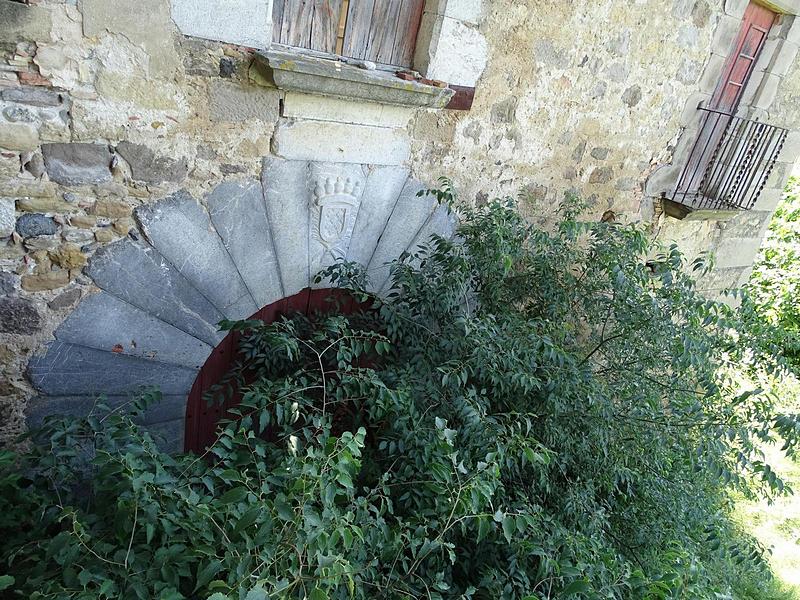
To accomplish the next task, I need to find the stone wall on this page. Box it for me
[1,0,799,445]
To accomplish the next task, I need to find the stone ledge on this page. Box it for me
[256,49,454,109]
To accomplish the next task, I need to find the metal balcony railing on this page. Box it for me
[672,106,788,212]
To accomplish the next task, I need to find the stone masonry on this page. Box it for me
[1,0,799,448]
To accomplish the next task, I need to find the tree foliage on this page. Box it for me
[746,177,800,370]
[2,188,799,599]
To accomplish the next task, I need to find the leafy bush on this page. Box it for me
[746,177,800,371]
[2,190,799,599]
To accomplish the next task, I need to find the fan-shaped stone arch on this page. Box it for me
[25,157,456,452]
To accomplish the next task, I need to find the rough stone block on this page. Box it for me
[419,14,488,87]
[0,198,14,238]
[136,191,258,319]
[0,0,52,42]
[367,181,437,291]
[21,270,70,292]
[42,143,113,186]
[723,0,748,17]
[786,15,800,45]
[209,80,280,123]
[272,120,411,166]
[206,179,284,308]
[16,196,78,213]
[698,54,726,94]
[28,342,198,397]
[16,213,57,238]
[436,0,482,24]
[79,0,178,78]
[170,0,271,49]
[346,166,410,266]
[781,130,800,158]
[87,239,225,346]
[0,297,41,334]
[282,93,415,128]
[0,122,39,151]
[753,73,781,110]
[48,288,82,310]
[55,292,213,369]
[92,198,133,219]
[261,157,311,296]
[713,236,765,268]
[1,86,65,107]
[116,141,188,184]
[0,272,19,295]
[711,15,741,55]
[770,41,799,77]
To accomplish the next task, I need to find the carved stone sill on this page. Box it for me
[253,49,454,109]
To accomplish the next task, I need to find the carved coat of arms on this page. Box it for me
[311,174,363,261]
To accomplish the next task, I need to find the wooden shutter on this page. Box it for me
[272,0,345,54]
[712,2,777,113]
[272,0,424,68]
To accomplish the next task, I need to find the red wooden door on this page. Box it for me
[184,288,357,453]
[678,2,777,200]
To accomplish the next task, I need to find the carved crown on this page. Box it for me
[314,176,361,206]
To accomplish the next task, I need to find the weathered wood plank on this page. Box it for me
[391,0,424,67]
[278,0,315,48]
[310,0,344,53]
[342,0,375,59]
[272,0,285,43]
[365,1,402,65]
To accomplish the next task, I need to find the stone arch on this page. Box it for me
[25,157,456,452]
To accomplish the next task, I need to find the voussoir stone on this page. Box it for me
[0,297,42,334]
[16,213,57,238]
[86,238,225,345]
[261,157,311,296]
[206,179,284,307]
[346,166,409,266]
[136,191,258,319]
[367,180,437,291]
[42,143,113,186]
[26,394,187,429]
[55,292,213,369]
[116,141,188,184]
[28,341,198,397]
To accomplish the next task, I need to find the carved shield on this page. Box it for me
[319,204,348,245]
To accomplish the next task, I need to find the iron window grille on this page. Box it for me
[672,105,787,212]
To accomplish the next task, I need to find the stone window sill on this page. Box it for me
[253,49,455,109]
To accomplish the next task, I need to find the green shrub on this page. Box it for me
[746,177,800,371]
[2,189,798,599]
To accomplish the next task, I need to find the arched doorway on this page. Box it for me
[25,157,455,452]
[183,287,359,453]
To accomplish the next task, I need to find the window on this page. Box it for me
[669,1,788,214]
[271,0,425,68]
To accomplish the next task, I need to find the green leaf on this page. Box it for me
[502,515,516,543]
[561,579,590,596]
[234,507,261,534]
[0,576,14,591]
[194,559,222,592]
[218,487,248,505]
[309,588,328,600]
